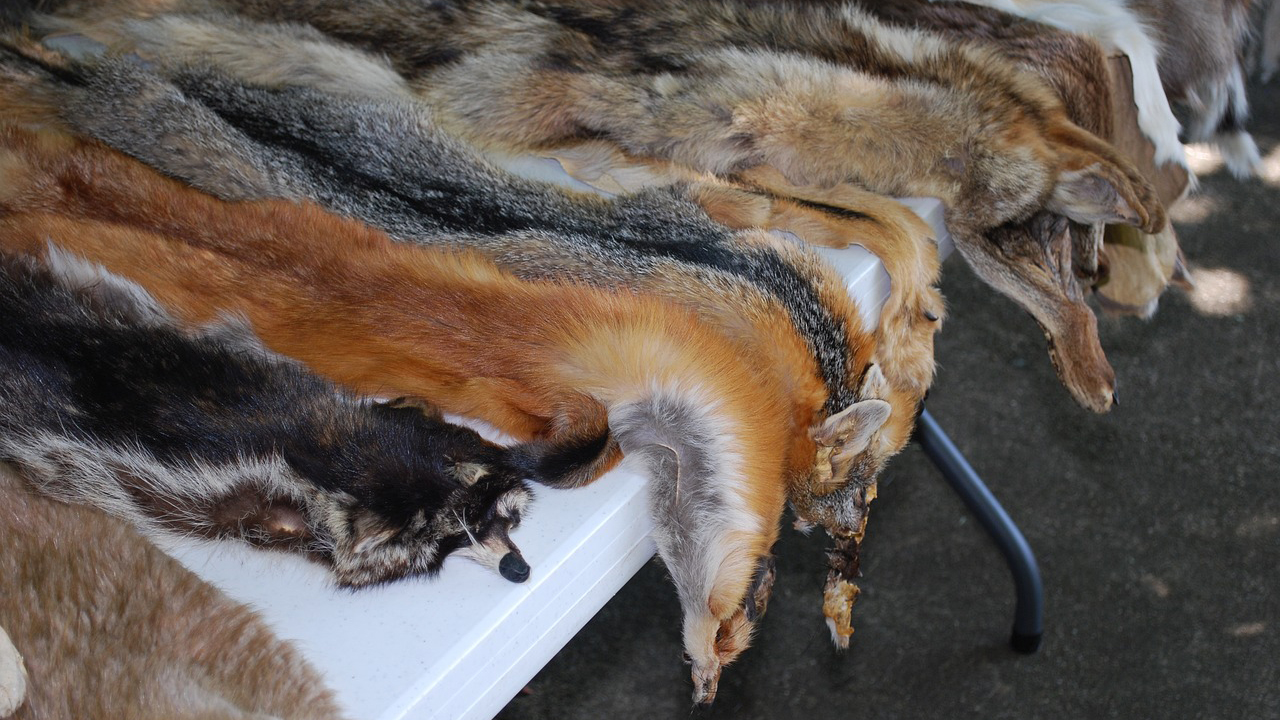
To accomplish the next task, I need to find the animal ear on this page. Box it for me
[449,461,489,486]
[858,364,889,400]
[351,510,398,555]
[1048,166,1141,227]
[812,398,892,454]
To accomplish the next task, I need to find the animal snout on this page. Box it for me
[498,551,530,583]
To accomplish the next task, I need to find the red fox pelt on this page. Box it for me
[0,21,942,403]
[0,125,903,703]
[0,463,348,720]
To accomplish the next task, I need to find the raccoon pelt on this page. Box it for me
[0,463,348,720]
[0,248,567,587]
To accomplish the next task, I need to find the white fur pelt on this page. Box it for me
[0,464,349,720]
[933,0,1262,178]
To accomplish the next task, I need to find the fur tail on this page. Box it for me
[508,409,621,489]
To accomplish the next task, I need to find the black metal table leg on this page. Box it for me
[913,409,1044,653]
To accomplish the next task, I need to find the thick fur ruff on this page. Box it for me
[0,248,551,587]
[0,464,347,719]
[0,123,906,699]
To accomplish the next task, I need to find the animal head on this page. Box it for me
[796,364,908,523]
[287,397,534,588]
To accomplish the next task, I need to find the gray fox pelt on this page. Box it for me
[27,0,1166,410]
[0,248,551,587]
[0,463,348,720]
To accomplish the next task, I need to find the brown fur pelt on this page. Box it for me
[0,464,348,720]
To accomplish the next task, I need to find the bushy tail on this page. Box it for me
[508,402,621,489]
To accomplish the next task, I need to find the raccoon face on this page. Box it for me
[290,398,535,587]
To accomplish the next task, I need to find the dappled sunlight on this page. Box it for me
[1186,143,1226,175]
[1187,266,1253,316]
[1263,143,1280,185]
[1168,192,1218,224]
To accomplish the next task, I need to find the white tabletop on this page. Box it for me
[164,156,950,720]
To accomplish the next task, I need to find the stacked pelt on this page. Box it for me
[0,0,1260,709]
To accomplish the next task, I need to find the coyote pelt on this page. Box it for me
[0,247,550,587]
[0,123,905,702]
[0,464,347,720]
[935,0,1262,178]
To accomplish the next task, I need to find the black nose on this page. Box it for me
[498,552,530,583]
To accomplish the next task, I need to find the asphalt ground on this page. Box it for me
[496,77,1280,720]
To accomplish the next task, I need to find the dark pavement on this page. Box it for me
[496,77,1280,720]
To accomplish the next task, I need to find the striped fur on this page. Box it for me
[0,247,546,588]
[0,124,900,701]
[0,464,348,720]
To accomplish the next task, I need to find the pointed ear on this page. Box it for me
[812,398,892,454]
[858,364,889,400]
[449,461,490,487]
[351,511,397,555]
[1048,166,1142,227]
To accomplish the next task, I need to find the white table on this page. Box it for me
[164,159,950,720]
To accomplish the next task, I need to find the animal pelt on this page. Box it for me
[0,125,901,703]
[858,0,1196,309]
[15,14,947,399]
[32,0,1166,410]
[0,248,554,587]
[0,38,932,653]
[931,0,1263,178]
[0,28,941,404]
[0,463,348,720]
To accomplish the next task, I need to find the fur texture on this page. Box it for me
[0,463,347,720]
[0,123,902,701]
[0,30,941,402]
[24,0,1168,411]
[0,248,548,587]
[0,40,934,662]
[935,0,1262,177]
